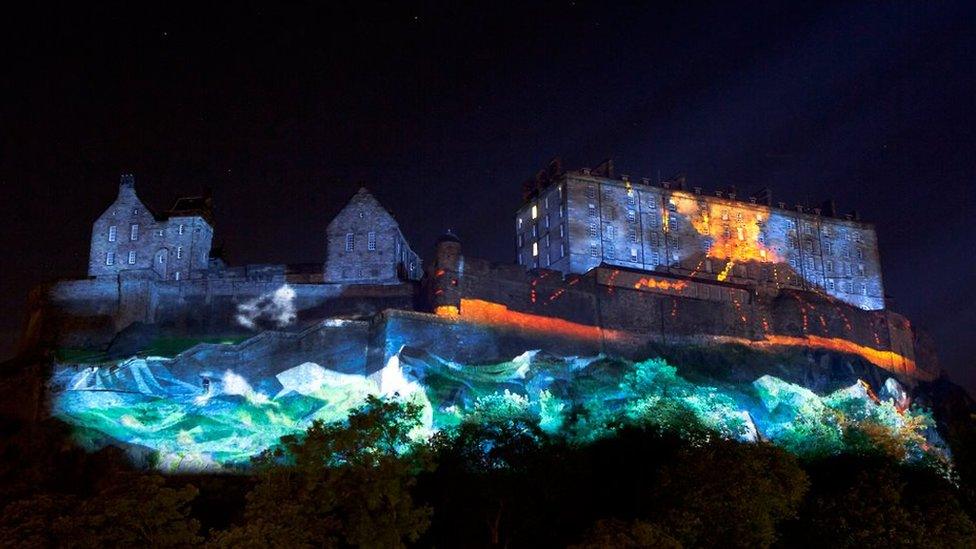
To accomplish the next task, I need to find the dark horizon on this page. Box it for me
[2,2,974,394]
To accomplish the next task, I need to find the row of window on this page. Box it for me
[108,223,187,242]
[105,246,186,266]
[344,231,378,252]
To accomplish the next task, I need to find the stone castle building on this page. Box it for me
[88,177,421,285]
[88,175,214,281]
[324,188,421,284]
[514,162,884,311]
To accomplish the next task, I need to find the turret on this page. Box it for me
[429,231,463,315]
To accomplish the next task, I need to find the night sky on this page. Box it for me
[2,2,974,394]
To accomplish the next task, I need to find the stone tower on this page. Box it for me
[427,230,463,314]
[323,188,422,284]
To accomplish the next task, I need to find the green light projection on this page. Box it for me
[51,348,946,472]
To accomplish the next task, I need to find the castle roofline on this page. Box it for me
[528,167,871,226]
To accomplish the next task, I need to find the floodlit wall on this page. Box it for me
[515,172,885,310]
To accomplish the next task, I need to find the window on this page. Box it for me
[559,224,565,238]
[804,224,812,235]
[857,247,864,260]
[826,260,834,273]
[532,241,538,257]
[130,224,139,241]
[804,239,813,252]
[586,186,596,199]
[531,204,538,219]
[544,196,549,209]
[626,192,635,206]
[827,279,835,291]
[604,224,615,239]
[106,251,115,265]
[590,244,599,257]
[629,228,638,243]
[605,245,615,259]
[858,264,865,276]
[648,198,657,210]
[559,205,564,218]
[545,234,550,247]
[155,229,163,237]
[532,225,538,237]
[627,210,636,223]
[108,225,117,242]
[127,251,136,264]
[176,246,183,259]
[560,243,566,258]
[669,202,677,212]
[178,224,185,235]
[588,222,598,237]
[544,215,550,229]
[737,227,745,241]
[588,203,596,216]
[721,210,729,221]
[158,253,165,264]
[174,271,181,281]
[368,231,376,251]
[345,233,354,251]
[824,242,832,255]
[517,234,524,247]
[517,217,523,229]
[630,248,638,262]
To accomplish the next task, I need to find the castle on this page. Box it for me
[20,161,936,395]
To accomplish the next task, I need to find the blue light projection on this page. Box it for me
[50,347,947,472]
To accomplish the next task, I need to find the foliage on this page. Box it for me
[210,396,432,548]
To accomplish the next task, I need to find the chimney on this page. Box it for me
[120,173,135,189]
[820,199,837,218]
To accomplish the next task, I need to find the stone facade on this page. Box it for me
[515,169,885,310]
[323,188,422,284]
[88,175,213,281]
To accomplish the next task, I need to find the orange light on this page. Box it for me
[672,193,779,270]
[633,277,688,291]
[434,305,459,316]
[450,299,622,343]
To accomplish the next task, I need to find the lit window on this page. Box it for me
[108,225,117,242]
[531,205,538,219]
[345,233,354,251]
[721,210,729,221]
[130,224,139,240]
[368,231,376,251]
[128,251,136,264]
[106,251,115,265]
[756,214,763,223]
[517,217,523,229]
[532,241,539,257]
[737,227,745,241]
[175,271,181,281]
[630,248,638,262]
[176,246,183,259]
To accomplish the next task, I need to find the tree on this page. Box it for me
[210,396,432,548]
